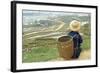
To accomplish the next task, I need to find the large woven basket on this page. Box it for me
[57,36,73,60]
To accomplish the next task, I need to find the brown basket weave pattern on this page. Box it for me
[57,36,74,60]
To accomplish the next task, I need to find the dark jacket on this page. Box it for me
[68,31,83,58]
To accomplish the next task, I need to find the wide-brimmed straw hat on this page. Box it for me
[69,20,81,31]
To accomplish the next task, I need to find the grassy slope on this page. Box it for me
[81,36,90,50]
[22,47,59,62]
[22,23,90,63]
[22,35,90,63]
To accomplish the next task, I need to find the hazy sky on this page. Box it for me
[23,10,91,25]
[23,10,90,17]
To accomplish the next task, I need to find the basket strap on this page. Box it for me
[71,34,79,50]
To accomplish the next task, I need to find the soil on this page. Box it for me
[78,49,91,60]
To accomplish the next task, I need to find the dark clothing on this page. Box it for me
[68,31,83,58]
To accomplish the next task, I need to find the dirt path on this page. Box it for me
[23,21,65,37]
[79,49,91,60]
[55,22,65,31]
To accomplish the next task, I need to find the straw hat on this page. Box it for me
[69,20,81,31]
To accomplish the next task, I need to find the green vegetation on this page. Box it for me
[22,40,58,62]
[81,36,90,50]
[22,38,59,62]
[22,35,90,63]
[22,47,59,62]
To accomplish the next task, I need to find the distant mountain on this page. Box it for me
[23,11,90,25]
[55,15,91,24]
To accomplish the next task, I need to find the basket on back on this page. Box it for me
[57,36,73,60]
